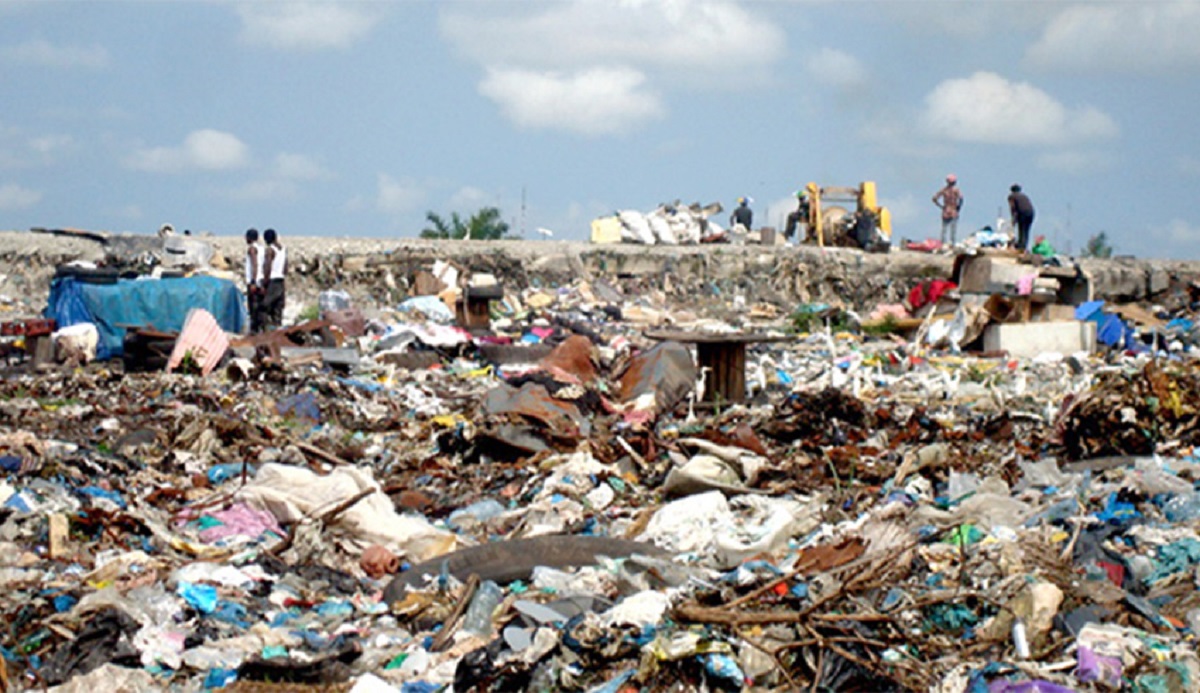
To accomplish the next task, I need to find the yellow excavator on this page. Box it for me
[794,181,891,249]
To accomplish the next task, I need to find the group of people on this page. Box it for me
[243,228,287,333]
[932,174,1036,252]
[731,194,814,245]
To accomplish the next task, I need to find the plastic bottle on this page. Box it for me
[1012,618,1030,659]
[448,499,506,529]
[461,580,503,637]
[1163,494,1200,522]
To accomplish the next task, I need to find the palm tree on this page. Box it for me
[420,207,512,240]
[1083,231,1114,258]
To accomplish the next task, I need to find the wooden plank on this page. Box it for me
[466,297,491,329]
[697,342,747,403]
[727,343,746,402]
[30,335,55,368]
[48,513,69,559]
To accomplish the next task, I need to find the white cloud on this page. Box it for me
[1161,219,1200,244]
[441,0,783,77]
[1,38,109,68]
[805,48,867,89]
[1036,150,1114,175]
[126,129,250,173]
[27,134,73,155]
[0,183,41,210]
[227,179,298,202]
[480,66,664,136]
[442,0,783,134]
[1027,4,1200,73]
[879,193,924,230]
[215,153,329,202]
[921,72,1118,146]
[449,186,492,210]
[237,2,380,51]
[274,153,328,180]
[377,174,425,215]
[0,125,74,168]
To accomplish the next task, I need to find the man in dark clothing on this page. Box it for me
[261,228,288,330]
[730,196,753,230]
[783,190,811,242]
[244,228,265,333]
[1008,184,1036,252]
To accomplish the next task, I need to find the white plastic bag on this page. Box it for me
[617,210,656,244]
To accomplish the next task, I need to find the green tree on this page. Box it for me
[1083,231,1114,258]
[419,207,512,240]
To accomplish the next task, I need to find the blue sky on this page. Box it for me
[2,1,1199,259]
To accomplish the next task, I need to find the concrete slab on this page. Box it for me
[983,320,1096,358]
[956,255,1036,294]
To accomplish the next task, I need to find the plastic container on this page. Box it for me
[1163,494,1200,522]
[461,580,503,637]
[448,499,506,529]
[947,471,980,500]
[207,462,253,485]
[318,290,352,314]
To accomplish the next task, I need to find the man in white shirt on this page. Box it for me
[261,228,288,330]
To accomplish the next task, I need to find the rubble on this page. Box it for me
[1,229,1200,691]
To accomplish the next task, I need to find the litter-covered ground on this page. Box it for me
[4,236,1200,692]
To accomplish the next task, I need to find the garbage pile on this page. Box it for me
[4,253,1200,692]
[591,202,730,246]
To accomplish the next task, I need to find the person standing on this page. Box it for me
[261,228,287,330]
[931,174,963,247]
[1008,184,1036,252]
[729,196,753,231]
[243,228,265,333]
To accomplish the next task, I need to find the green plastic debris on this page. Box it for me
[924,603,979,634]
[943,524,985,547]
[1147,538,1200,583]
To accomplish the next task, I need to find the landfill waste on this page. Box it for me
[3,231,1200,691]
[593,202,727,245]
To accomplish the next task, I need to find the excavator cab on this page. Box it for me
[801,181,891,250]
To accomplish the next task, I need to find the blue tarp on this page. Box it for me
[46,275,246,360]
[1075,300,1105,321]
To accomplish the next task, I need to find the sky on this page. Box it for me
[2,0,1200,259]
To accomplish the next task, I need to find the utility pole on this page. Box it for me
[520,186,527,240]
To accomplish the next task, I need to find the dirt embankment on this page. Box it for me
[0,230,1196,320]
